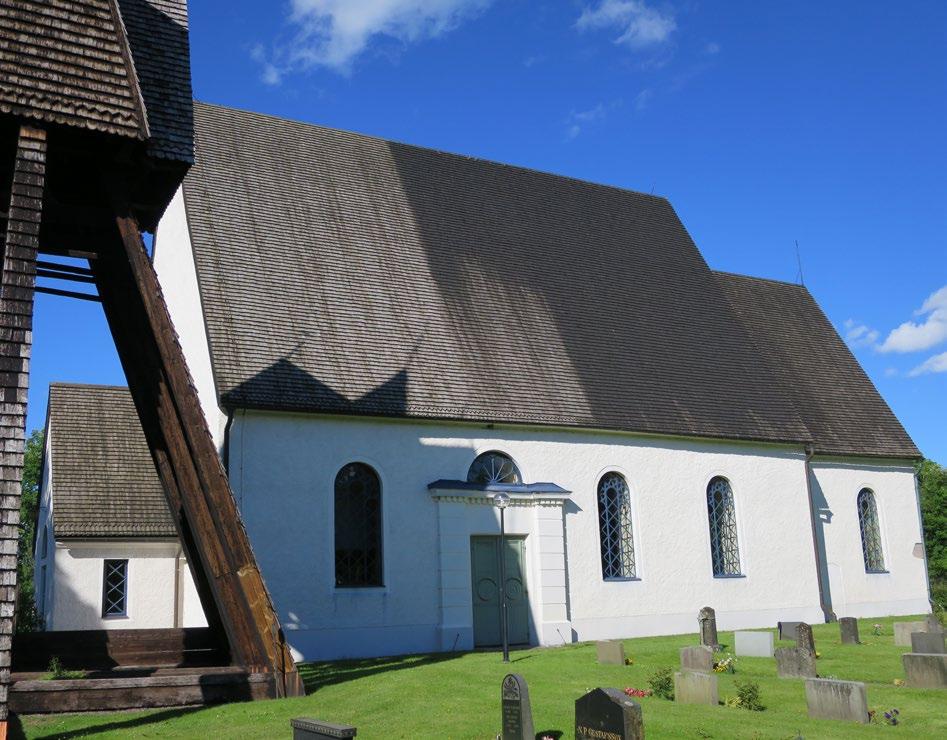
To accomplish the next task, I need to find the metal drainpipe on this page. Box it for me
[222,407,234,477]
[804,445,832,622]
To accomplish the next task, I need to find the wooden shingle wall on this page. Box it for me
[0,125,46,720]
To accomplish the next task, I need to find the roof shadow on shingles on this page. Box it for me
[184,102,809,446]
[223,358,409,417]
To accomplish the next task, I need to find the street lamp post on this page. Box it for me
[493,492,511,663]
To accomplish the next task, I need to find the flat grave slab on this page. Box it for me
[804,678,868,724]
[674,671,718,706]
[902,653,947,689]
[734,631,774,658]
[575,687,644,740]
[291,718,357,739]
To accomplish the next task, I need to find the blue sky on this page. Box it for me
[30,0,946,461]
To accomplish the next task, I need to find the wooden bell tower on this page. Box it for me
[0,0,302,726]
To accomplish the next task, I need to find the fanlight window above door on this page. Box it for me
[467,451,522,485]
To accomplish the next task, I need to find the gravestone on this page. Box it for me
[291,718,357,739]
[804,678,869,724]
[734,631,774,658]
[574,687,644,740]
[911,631,947,655]
[778,621,802,641]
[680,645,714,673]
[596,640,626,666]
[796,623,816,655]
[674,671,719,706]
[775,647,817,678]
[698,606,719,649]
[894,621,928,646]
[839,617,859,645]
[501,673,535,740]
[926,613,945,633]
[902,653,947,689]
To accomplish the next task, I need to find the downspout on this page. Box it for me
[222,407,234,477]
[804,445,833,622]
[172,545,182,629]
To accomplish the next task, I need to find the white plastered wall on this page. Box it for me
[812,458,930,619]
[229,410,835,661]
[152,187,225,449]
[46,540,208,631]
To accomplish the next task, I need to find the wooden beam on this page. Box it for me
[91,197,302,697]
[0,125,47,727]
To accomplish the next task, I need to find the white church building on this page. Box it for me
[112,101,929,660]
[34,384,206,631]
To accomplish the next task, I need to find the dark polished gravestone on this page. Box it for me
[501,673,535,740]
[839,617,860,645]
[796,623,816,655]
[575,688,644,740]
[699,606,720,649]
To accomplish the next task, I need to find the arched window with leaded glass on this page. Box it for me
[857,488,886,573]
[467,451,522,485]
[334,462,383,587]
[707,476,741,577]
[597,472,636,580]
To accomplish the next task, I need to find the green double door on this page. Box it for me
[470,536,529,647]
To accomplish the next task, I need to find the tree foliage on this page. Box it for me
[918,458,947,608]
[16,428,44,632]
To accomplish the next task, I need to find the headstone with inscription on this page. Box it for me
[775,646,817,678]
[805,678,869,723]
[674,671,719,706]
[699,606,719,649]
[796,623,816,655]
[911,631,947,655]
[501,673,534,740]
[596,640,626,666]
[680,645,714,673]
[902,653,947,689]
[575,687,644,740]
[839,617,859,645]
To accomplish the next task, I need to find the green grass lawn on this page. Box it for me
[18,615,947,739]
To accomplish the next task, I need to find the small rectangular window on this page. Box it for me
[102,559,128,617]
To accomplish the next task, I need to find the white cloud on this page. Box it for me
[878,284,947,353]
[705,41,720,55]
[565,101,620,140]
[634,88,653,111]
[908,351,947,377]
[843,318,880,349]
[576,1,677,49]
[884,367,899,378]
[259,0,491,78]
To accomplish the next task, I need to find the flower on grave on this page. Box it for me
[814,651,821,659]
[873,623,883,635]
[893,678,905,687]
[713,655,735,673]
[623,687,652,698]
[624,656,634,665]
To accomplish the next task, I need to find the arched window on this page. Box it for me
[334,463,383,587]
[857,488,885,572]
[467,451,522,485]
[597,472,636,580]
[707,477,741,576]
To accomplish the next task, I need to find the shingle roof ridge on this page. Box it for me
[194,100,669,205]
[712,270,808,291]
[49,381,130,392]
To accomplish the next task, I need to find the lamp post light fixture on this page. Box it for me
[493,492,511,663]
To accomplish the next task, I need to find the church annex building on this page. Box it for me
[48,101,930,662]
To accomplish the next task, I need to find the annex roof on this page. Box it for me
[715,272,919,459]
[0,0,192,162]
[45,383,176,538]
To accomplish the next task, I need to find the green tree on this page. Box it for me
[917,458,947,609]
[15,428,44,632]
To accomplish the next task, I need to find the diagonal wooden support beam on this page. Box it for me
[91,200,302,698]
[0,125,47,729]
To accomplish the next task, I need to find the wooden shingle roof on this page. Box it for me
[46,383,175,538]
[716,272,919,459]
[181,102,815,447]
[0,0,192,162]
